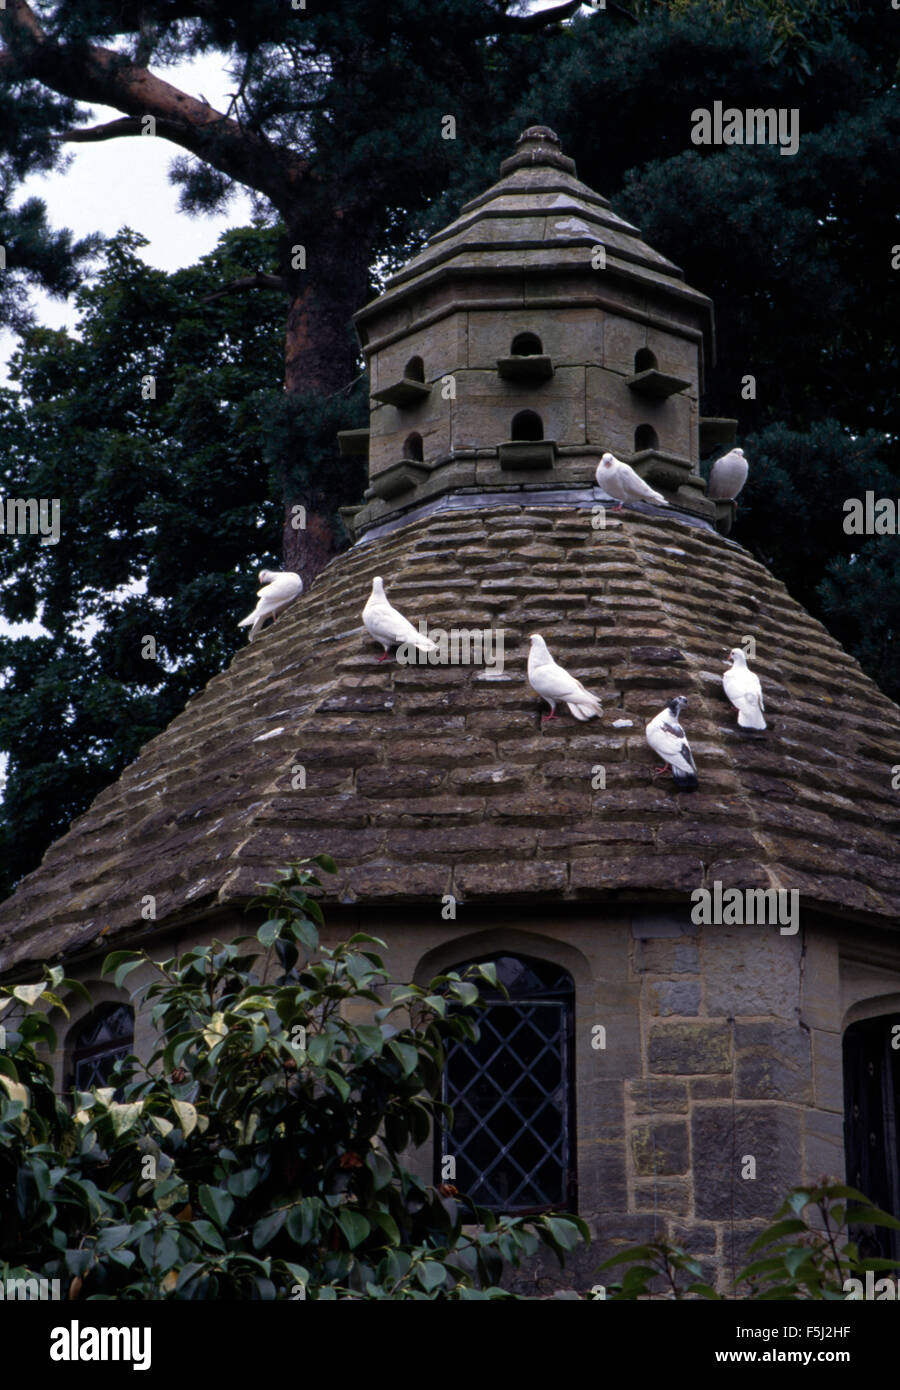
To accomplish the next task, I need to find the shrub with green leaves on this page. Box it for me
[0,856,587,1299]
[598,1181,900,1299]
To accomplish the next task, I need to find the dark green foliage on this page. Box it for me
[266,383,369,545]
[597,1180,900,1299]
[0,858,588,1298]
[0,198,99,334]
[0,0,898,897]
[540,6,900,699]
[735,420,896,627]
[0,226,288,894]
[820,540,900,704]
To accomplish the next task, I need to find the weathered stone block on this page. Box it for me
[811,1028,844,1114]
[452,860,567,898]
[634,1179,692,1214]
[645,328,700,391]
[805,1106,846,1185]
[452,366,587,450]
[735,1021,812,1103]
[649,1022,731,1075]
[602,317,644,375]
[631,910,697,938]
[631,1120,689,1176]
[691,1103,804,1220]
[591,1213,668,1266]
[690,1077,732,1101]
[649,980,701,1016]
[370,312,467,391]
[572,857,704,894]
[634,939,700,975]
[582,1136,628,1213]
[703,927,803,1018]
[668,1221,718,1256]
[465,306,604,369]
[627,1078,689,1115]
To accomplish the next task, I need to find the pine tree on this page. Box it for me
[1,1,897,896]
[0,0,581,580]
[0,226,354,894]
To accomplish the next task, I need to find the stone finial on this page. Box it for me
[499,125,577,177]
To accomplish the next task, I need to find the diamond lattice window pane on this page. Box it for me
[72,1005,134,1093]
[440,956,574,1214]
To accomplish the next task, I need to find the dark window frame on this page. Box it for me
[69,1003,135,1095]
[842,1013,900,1262]
[436,954,577,1215]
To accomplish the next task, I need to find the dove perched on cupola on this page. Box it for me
[708,447,749,501]
[527,634,603,721]
[595,452,668,511]
[362,575,438,662]
[646,696,698,790]
[238,570,303,640]
[723,647,766,729]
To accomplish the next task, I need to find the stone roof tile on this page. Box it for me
[1,500,899,973]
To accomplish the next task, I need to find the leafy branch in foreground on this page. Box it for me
[0,856,587,1299]
[598,1181,900,1299]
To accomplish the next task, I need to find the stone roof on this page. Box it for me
[354,125,715,382]
[2,497,899,975]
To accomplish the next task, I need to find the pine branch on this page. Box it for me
[51,117,150,143]
[0,0,310,212]
[492,0,583,32]
[195,272,288,305]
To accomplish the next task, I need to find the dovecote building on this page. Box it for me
[2,128,900,1293]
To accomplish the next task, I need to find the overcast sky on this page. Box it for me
[0,53,254,387]
[1,2,563,385]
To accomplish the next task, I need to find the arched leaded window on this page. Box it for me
[438,954,575,1214]
[843,1013,900,1261]
[70,1004,134,1092]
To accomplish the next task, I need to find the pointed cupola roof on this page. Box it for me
[355,125,714,378]
[348,127,720,538]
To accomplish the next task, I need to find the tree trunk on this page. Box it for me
[280,215,372,588]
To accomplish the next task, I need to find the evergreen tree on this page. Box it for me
[0,225,364,895]
[1,1,897,897]
[0,0,580,579]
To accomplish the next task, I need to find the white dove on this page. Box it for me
[723,647,766,729]
[238,569,303,640]
[362,575,438,662]
[527,634,603,721]
[595,452,668,511]
[645,696,698,790]
[708,447,748,501]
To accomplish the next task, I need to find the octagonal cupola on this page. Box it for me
[344,126,731,536]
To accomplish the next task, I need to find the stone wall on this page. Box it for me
[41,901,900,1296]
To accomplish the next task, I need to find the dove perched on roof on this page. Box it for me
[238,570,303,641]
[723,647,766,729]
[646,696,698,790]
[363,575,438,662]
[708,447,748,501]
[527,634,603,721]
[595,452,668,511]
